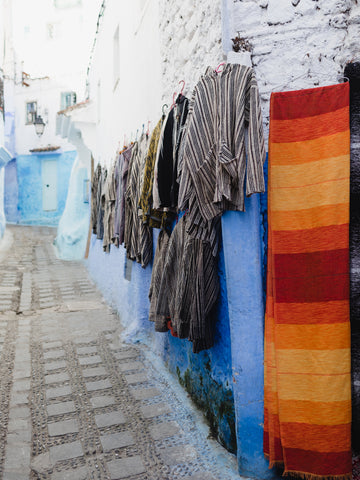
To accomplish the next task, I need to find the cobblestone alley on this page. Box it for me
[0,225,241,480]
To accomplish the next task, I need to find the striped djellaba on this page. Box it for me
[124,134,152,268]
[157,63,266,352]
[178,63,266,254]
[264,82,352,480]
[155,215,220,353]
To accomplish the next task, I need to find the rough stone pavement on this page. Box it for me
[0,225,242,480]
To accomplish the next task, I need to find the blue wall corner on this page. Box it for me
[55,158,90,260]
[221,197,277,479]
[4,159,20,223]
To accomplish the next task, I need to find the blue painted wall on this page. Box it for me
[159,238,236,453]
[86,178,277,479]
[5,151,76,226]
[4,159,19,223]
[0,169,6,239]
[87,231,236,452]
[55,157,90,260]
[4,111,15,158]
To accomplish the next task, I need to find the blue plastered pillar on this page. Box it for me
[221,195,277,480]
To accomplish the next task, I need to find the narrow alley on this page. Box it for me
[0,225,239,480]
[1,1,359,480]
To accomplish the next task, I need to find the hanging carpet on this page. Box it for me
[344,61,360,457]
[264,82,352,480]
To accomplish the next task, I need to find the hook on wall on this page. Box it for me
[215,62,225,73]
[179,80,185,96]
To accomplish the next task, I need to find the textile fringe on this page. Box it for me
[268,458,284,470]
[283,469,352,480]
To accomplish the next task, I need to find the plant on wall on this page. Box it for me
[231,32,251,52]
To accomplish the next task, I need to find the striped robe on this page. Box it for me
[148,229,171,332]
[124,134,152,268]
[178,63,266,254]
[113,144,134,247]
[91,164,102,236]
[155,215,220,353]
[103,162,116,253]
[138,119,170,229]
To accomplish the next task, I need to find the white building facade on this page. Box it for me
[3,0,100,227]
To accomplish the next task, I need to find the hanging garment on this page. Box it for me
[112,152,121,247]
[178,63,266,253]
[148,229,171,332]
[91,164,102,236]
[156,94,189,209]
[124,134,152,267]
[103,162,116,253]
[152,112,170,210]
[96,167,107,240]
[171,94,189,208]
[113,144,134,247]
[155,215,220,353]
[344,62,360,455]
[138,118,170,229]
[264,82,352,480]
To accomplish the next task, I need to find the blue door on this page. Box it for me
[42,160,58,211]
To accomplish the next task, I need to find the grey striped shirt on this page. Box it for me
[155,215,220,353]
[124,134,152,268]
[178,64,266,251]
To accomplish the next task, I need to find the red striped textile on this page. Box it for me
[264,82,352,480]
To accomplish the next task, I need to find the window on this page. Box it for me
[113,25,120,89]
[60,92,77,110]
[26,101,37,125]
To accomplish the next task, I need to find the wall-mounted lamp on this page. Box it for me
[33,115,45,137]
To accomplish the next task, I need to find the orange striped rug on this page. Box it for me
[264,82,352,480]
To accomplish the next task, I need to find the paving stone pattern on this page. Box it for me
[0,226,241,480]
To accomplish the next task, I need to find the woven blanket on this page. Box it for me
[264,82,352,480]
[344,62,360,455]
[353,456,360,480]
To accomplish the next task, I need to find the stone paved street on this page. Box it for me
[0,226,241,480]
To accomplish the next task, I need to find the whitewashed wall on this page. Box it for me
[158,0,360,143]
[159,0,224,104]
[86,0,163,166]
[12,0,101,95]
[223,0,360,138]
[4,0,101,157]
[0,0,8,238]
[14,79,76,155]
